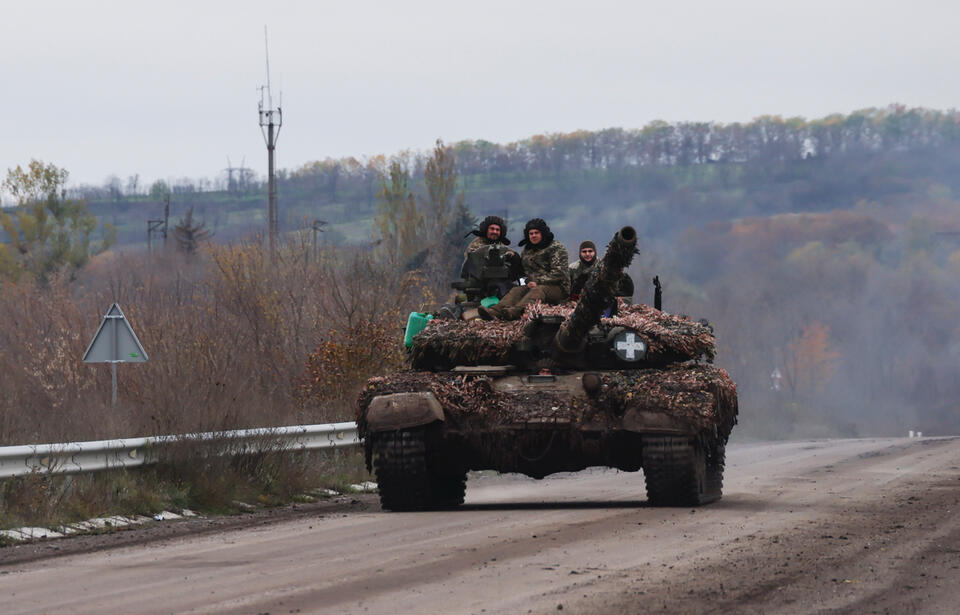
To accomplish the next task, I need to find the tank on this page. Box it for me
[356,226,738,510]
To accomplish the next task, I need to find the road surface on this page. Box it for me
[2,437,959,614]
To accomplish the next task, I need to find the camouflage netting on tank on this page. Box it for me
[527,301,716,361]
[356,363,737,442]
[410,300,716,368]
[597,364,738,440]
[409,319,526,367]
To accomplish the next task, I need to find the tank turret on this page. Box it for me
[408,225,714,371]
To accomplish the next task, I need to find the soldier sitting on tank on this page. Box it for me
[454,215,520,303]
[478,218,569,321]
[569,239,635,303]
[569,240,597,300]
[464,215,511,256]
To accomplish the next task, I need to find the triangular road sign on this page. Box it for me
[82,303,149,363]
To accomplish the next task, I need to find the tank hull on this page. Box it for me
[357,364,737,508]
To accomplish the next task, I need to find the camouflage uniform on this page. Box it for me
[521,240,570,296]
[465,236,495,255]
[570,239,634,299]
[484,218,569,320]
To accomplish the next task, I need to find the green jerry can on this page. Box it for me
[404,311,434,348]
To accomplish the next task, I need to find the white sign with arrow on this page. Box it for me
[82,303,148,405]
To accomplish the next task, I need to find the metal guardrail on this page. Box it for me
[0,422,360,479]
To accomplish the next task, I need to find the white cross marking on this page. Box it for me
[616,332,644,360]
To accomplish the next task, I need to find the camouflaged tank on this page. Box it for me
[357,226,738,510]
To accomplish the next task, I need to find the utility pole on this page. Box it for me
[147,193,170,254]
[164,194,169,248]
[258,26,282,258]
[223,157,252,194]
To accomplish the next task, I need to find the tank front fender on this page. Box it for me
[366,392,445,432]
[622,408,689,435]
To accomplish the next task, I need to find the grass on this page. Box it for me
[0,448,372,531]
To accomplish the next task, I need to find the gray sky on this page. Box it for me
[2,0,958,193]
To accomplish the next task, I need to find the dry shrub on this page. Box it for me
[317,251,436,330]
[147,437,335,513]
[0,470,169,529]
[231,449,316,505]
[0,276,124,443]
[298,320,406,419]
[0,235,433,445]
[1,473,60,525]
[0,446,349,530]
[298,252,431,419]
[0,234,440,519]
[147,433,319,511]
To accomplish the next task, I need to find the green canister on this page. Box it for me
[403,311,434,347]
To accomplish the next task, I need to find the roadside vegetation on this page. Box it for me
[0,143,468,530]
[0,233,418,530]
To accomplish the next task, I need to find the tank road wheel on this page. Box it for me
[371,428,467,511]
[642,436,722,506]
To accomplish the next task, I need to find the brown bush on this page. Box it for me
[298,320,407,419]
[0,237,433,446]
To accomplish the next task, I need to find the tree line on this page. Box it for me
[10,103,959,258]
[286,104,960,197]
[64,106,958,203]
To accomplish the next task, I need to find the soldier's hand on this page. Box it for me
[527,281,538,288]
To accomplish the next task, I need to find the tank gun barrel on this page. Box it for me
[555,226,637,355]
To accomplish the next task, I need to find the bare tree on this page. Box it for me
[173,207,214,255]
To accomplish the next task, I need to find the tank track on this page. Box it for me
[642,435,724,506]
[372,428,467,511]
[707,442,725,497]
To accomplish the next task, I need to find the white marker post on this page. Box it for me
[82,304,148,406]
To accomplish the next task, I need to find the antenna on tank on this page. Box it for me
[258,25,282,258]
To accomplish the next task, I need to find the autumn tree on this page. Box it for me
[371,141,472,286]
[422,139,459,237]
[419,139,470,286]
[0,160,115,282]
[783,322,841,395]
[364,155,386,205]
[374,161,423,265]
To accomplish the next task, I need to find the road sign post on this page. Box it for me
[82,304,148,406]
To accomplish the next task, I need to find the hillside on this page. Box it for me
[75,105,960,252]
[6,104,960,441]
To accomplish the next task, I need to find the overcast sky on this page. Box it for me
[2,0,958,192]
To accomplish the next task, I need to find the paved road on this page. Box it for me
[2,437,959,614]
